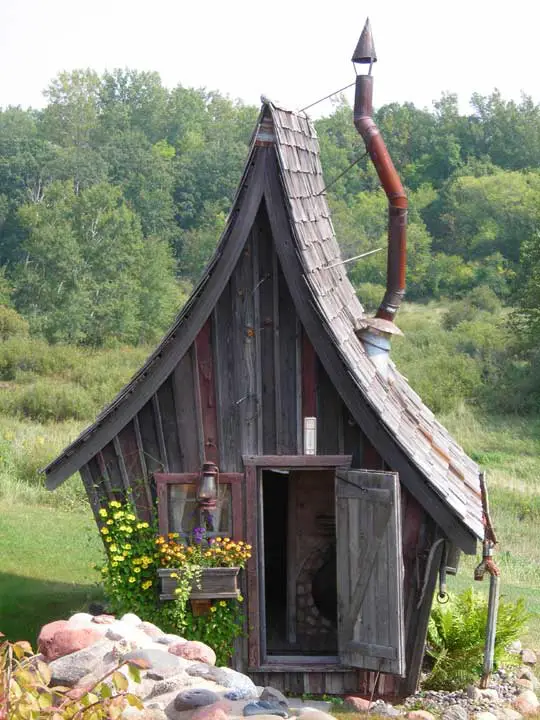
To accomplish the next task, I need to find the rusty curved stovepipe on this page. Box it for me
[352,20,408,323]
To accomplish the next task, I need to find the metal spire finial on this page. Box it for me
[351,17,377,64]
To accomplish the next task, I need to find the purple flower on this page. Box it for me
[192,526,206,544]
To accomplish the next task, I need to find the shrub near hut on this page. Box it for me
[97,501,251,666]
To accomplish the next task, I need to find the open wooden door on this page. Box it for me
[336,469,405,676]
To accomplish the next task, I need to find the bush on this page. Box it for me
[356,282,386,313]
[424,588,529,690]
[0,304,29,340]
[442,286,502,330]
[0,379,96,422]
[0,634,145,718]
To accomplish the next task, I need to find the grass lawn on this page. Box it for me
[0,502,104,644]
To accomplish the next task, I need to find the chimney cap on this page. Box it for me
[355,316,403,338]
[352,18,377,64]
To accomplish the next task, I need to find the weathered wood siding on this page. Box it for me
[78,203,438,696]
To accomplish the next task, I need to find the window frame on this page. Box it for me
[154,472,244,539]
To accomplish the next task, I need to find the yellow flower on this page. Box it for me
[124,544,132,550]
[142,580,152,590]
[114,512,124,520]
[110,500,121,508]
[238,594,244,602]
[109,544,118,552]
[100,527,109,535]
[128,577,136,583]
[111,561,118,567]
[210,606,217,613]
[219,600,226,607]
[104,536,112,543]
[99,508,108,518]
[134,567,141,573]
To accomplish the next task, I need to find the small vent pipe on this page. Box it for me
[351,19,408,323]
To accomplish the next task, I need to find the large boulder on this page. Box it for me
[124,648,188,680]
[513,691,539,715]
[38,622,102,662]
[186,664,258,700]
[105,621,155,648]
[48,639,115,686]
[174,688,221,711]
[168,640,216,666]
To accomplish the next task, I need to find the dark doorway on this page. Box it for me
[262,468,338,657]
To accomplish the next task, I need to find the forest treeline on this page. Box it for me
[0,69,539,409]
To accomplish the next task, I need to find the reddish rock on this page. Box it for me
[344,696,372,712]
[517,679,535,691]
[168,640,216,665]
[513,691,539,715]
[191,701,232,720]
[39,626,102,662]
[37,620,69,658]
[408,712,436,720]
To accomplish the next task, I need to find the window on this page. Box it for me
[154,472,243,539]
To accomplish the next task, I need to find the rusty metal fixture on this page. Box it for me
[352,19,408,322]
[351,17,377,65]
[197,461,219,508]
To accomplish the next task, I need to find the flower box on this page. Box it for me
[157,567,241,602]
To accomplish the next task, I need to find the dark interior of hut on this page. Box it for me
[262,469,338,657]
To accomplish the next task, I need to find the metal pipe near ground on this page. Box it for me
[481,570,501,688]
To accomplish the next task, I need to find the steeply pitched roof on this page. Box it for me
[44,101,483,542]
[268,103,482,540]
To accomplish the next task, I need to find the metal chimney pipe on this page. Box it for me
[352,20,408,323]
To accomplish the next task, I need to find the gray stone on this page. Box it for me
[186,664,258,699]
[508,641,522,655]
[124,648,184,680]
[48,639,113,687]
[494,708,523,720]
[121,708,167,720]
[260,687,289,709]
[521,649,537,666]
[120,613,143,626]
[518,667,534,681]
[243,701,288,717]
[474,713,498,720]
[370,703,400,717]
[467,685,482,701]
[156,634,186,646]
[174,688,221,711]
[442,706,468,720]
[143,672,192,700]
[479,689,499,701]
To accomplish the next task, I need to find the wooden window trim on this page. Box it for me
[154,472,243,538]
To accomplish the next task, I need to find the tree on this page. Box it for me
[14,181,179,345]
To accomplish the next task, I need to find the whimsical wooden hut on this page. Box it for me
[45,25,484,698]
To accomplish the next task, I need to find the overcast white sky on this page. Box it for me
[1,0,538,117]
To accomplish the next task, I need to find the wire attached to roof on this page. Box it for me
[316,150,368,196]
[299,81,356,113]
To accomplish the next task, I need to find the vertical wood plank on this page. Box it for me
[213,282,238,471]
[233,235,258,456]
[152,394,169,472]
[277,262,298,454]
[317,360,340,455]
[80,464,102,524]
[133,414,154,511]
[295,317,303,454]
[252,223,263,456]
[195,319,220,466]
[95,452,114,500]
[172,349,201,472]
[137,399,163,479]
[156,479,169,536]
[99,443,124,498]
[301,329,317,420]
[112,435,131,495]
[272,247,282,451]
[157,376,183,471]
[257,214,276,455]
[245,464,261,667]
[118,421,152,521]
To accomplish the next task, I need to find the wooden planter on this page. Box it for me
[157,567,241,601]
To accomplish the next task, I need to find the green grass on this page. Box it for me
[0,503,104,643]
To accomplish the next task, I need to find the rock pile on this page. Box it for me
[35,612,338,720]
